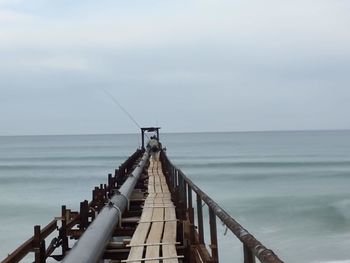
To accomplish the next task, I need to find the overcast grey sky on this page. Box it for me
[0,0,349,135]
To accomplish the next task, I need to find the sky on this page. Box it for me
[0,0,350,135]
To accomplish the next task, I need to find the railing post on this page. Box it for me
[34,225,45,263]
[173,167,177,190]
[181,174,187,210]
[188,184,195,244]
[209,208,219,263]
[61,205,69,255]
[80,200,89,230]
[196,193,205,244]
[178,171,187,220]
[170,165,174,191]
[243,244,256,263]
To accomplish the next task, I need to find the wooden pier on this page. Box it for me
[1,128,284,263]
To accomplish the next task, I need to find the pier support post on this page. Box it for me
[80,200,89,230]
[187,184,195,244]
[34,225,45,263]
[243,244,256,263]
[209,208,219,263]
[60,205,69,255]
[196,194,205,244]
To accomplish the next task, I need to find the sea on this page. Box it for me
[0,131,350,263]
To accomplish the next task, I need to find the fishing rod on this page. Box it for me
[99,88,142,129]
[98,88,151,140]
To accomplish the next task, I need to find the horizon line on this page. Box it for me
[0,128,349,137]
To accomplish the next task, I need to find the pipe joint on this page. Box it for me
[113,190,130,210]
[108,201,122,228]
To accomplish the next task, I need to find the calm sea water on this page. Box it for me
[1,131,350,263]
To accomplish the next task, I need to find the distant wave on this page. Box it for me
[0,155,126,162]
[313,260,350,263]
[1,175,105,184]
[0,145,120,150]
[221,195,350,233]
[170,154,342,160]
[177,160,350,169]
[0,164,110,170]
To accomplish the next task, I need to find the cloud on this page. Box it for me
[22,56,90,71]
[0,8,34,22]
[0,0,349,52]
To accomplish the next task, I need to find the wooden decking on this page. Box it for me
[125,158,180,263]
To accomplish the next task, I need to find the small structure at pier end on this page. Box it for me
[2,128,284,263]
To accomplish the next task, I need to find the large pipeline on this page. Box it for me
[62,151,150,263]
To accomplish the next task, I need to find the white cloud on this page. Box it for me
[0,8,34,22]
[0,52,91,73]
[26,56,91,71]
[0,0,349,53]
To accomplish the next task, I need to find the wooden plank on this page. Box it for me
[127,223,151,262]
[127,208,153,262]
[148,184,155,194]
[145,207,164,263]
[155,185,162,193]
[160,183,170,194]
[164,207,176,221]
[143,206,175,208]
[139,219,177,223]
[162,244,178,263]
[154,174,162,193]
[140,207,154,223]
[163,221,176,242]
[127,242,179,247]
[144,198,171,202]
[122,255,184,262]
[163,207,178,263]
[144,197,168,205]
[155,193,172,198]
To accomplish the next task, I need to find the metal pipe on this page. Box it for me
[62,151,149,263]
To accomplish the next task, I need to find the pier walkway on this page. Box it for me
[126,159,179,263]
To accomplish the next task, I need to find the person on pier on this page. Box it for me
[148,136,160,160]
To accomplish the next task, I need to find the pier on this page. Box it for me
[2,128,284,263]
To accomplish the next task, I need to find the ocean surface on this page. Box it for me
[1,131,350,263]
